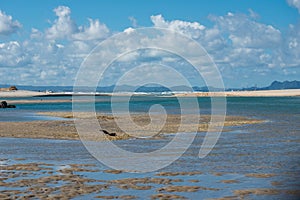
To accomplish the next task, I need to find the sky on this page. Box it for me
[0,0,299,88]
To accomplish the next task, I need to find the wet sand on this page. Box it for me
[0,158,298,199]
[0,112,263,141]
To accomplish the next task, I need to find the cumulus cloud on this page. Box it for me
[204,13,283,72]
[282,23,300,67]
[0,5,299,87]
[0,10,22,35]
[72,18,110,40]
[45,6,78,40]
[151,14,205,39]
[46,6,110,41]
[0,41,30,67]
[287,0,300,13]
[0,5,111,85]
[149,13,299,87]
[209,12,281,48]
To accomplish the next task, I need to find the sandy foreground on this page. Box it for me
[0,112,263,141]
[0,89,300,98]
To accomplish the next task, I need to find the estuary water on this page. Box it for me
[0,96,299,199]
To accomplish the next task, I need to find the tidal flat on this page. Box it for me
[0,112,263,141]
[0,96,299,199]
[0,154,299,199]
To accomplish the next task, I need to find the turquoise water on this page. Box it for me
[2,96,299,118]
[0,96,299,125]
[1,96,213,120]
[0,96,299,199]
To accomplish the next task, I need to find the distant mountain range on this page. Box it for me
[235,80,300,91]
[1,80,299,93]
[263,80,300,90]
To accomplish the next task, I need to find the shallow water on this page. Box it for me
[0,110,67,122]
[0,97,299,199]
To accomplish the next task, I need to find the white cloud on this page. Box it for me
[0,5,112,85]
[72,18,110,40]
[124,27,135,34]
[30,28,43,39]
[210,12,281,48]
[287,0,300,13]
[0,41,30,68]
[151,14,205,39]
[0,10,22,35]
[128,16,138,27]
[45,6,78,40]
[0,6,299,87]
[281,23,300,67]
[148,13,299,87]
[46,6,110,41]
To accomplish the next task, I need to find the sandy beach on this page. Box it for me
[1,89,300,98]
[0,90,48,97]
[174,89,300,97]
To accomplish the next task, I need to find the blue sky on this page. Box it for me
[0,0,299,87]
[0,0,298,31]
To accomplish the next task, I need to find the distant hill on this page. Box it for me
[1,80,299,93]
[262,80,300,90]
[227,80,300,91]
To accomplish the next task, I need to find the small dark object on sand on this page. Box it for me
[1,101,8,108]
[9,86,18,91]
[101,129,117,136]
[7,105,16,108]
[0,101,16,108]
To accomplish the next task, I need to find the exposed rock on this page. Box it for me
[1,101,7,108]
[101,129,117,136]
[0,101,16,108]
[9,86,18,91]
[7,105,16,108]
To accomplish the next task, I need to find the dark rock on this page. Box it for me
[0,101,7,108]
[0,101,16,109]
[9,86,18,91]
[101,129,117,136]
[7,105,16,108]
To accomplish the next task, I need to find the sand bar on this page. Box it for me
[174,89,300,97]
[0,90,111,98]
[0,90,47,97]
[0,112,263,141]
[1,89,300,98]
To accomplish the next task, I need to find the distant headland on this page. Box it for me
[0,80,300,98]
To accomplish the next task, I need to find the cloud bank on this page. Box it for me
[0,4,299,87]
